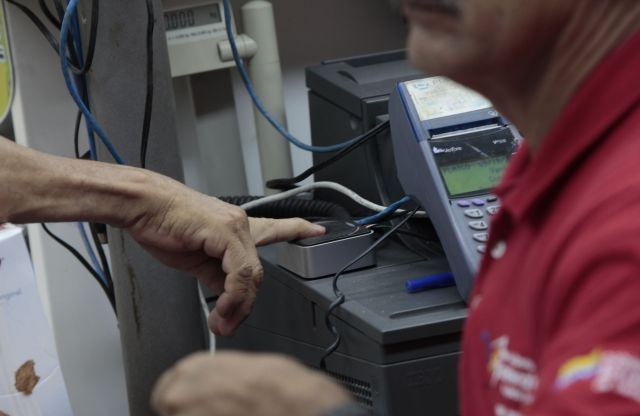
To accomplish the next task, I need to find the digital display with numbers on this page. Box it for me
[164,4,222,32]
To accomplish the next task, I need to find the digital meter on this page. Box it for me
[389,77,520,300]
[162,0,234,76]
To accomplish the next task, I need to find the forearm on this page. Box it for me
[318,402,369,416]
[0,138,167,227]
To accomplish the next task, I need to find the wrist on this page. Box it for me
[4,152,158,227]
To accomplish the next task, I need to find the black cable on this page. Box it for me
[89,222,113,290]
[73,106,115,307]
[73,109,82,159]
[5,0,60,52]
[51,0,64,21]
[219,195,351,219]
[370,225,434,243]
[7,0,96,75]
[14,0,115,311]
[370,224,445,258]
[320,202,419,368]
[266,120,390,190]
[41,223,116,314]
[140,0,155,168]
[38,0,61,28]
[70,0,99,76]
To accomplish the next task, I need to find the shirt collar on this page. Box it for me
[495,30,640,222]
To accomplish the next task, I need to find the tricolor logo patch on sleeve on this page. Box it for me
[555,349,602,390]
[555,349,640,403]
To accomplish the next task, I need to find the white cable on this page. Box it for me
[240,181,427,218]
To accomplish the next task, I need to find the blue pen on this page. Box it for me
[405,272,455,293]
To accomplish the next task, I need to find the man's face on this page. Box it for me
[403,0,574,91]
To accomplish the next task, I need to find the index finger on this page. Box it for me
[249,217,326,246]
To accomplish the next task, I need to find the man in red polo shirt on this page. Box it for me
[152,1,640,415]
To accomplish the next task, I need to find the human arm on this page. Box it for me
[524,206,640,415]
[0,138,325,335]
[151,352,362,416]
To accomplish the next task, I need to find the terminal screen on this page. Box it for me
[440,156,508,197]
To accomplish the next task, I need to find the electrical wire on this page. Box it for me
[370,225,436,244]
[73,109,82,159]
[76,222,106,284]
[41,223,116,313]
[266,120,390,190]
[354,195,412,225]
[222,0,363,154]
[69,0,99,76]
[5,0,96,75]
[320,204,419,368]
[5,0,60,52]
[38,0,61,28]
[51,0,64,25]
[63,0,101,161]
[66,2,115,300]
[89,222,113,287]
[12,0,117,308]
[369,224,445,258]
[240,181,427,218]
[59,0,125,164]
[60,1,82,69]
[140,0,155,168]
[68,6,99,161]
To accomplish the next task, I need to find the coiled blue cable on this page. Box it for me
[355,195,413,226]
[222,0,360,154]
[60,0,125,164]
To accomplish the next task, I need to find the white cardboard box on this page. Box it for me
[0,225,73,415]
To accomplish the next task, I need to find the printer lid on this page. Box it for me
[306,50,425,118]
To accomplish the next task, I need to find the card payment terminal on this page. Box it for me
[389,77,520,301]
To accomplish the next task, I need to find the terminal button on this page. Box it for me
[464,209,484,219]
[477,244,487,254]
[486,196,498,203]
[457,200,471,208]
[472,199,486,207]
[487,206,500,216]
[469,221,489,231]
[473,232,490,243]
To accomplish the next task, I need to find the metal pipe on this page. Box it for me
[242,0,293,194]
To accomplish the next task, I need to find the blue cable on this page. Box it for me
[76,222,108,286]
[65,5,109,287]
[222,0,360,154]
[355,196,413,226]
[69,11,98,160]
[60,0,125,164]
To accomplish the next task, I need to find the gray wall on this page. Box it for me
[197,0,407,195]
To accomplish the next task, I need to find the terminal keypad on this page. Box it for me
[455,195,501,256]
[464,209,484,219]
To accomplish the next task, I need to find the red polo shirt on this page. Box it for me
[460,31,640,416]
